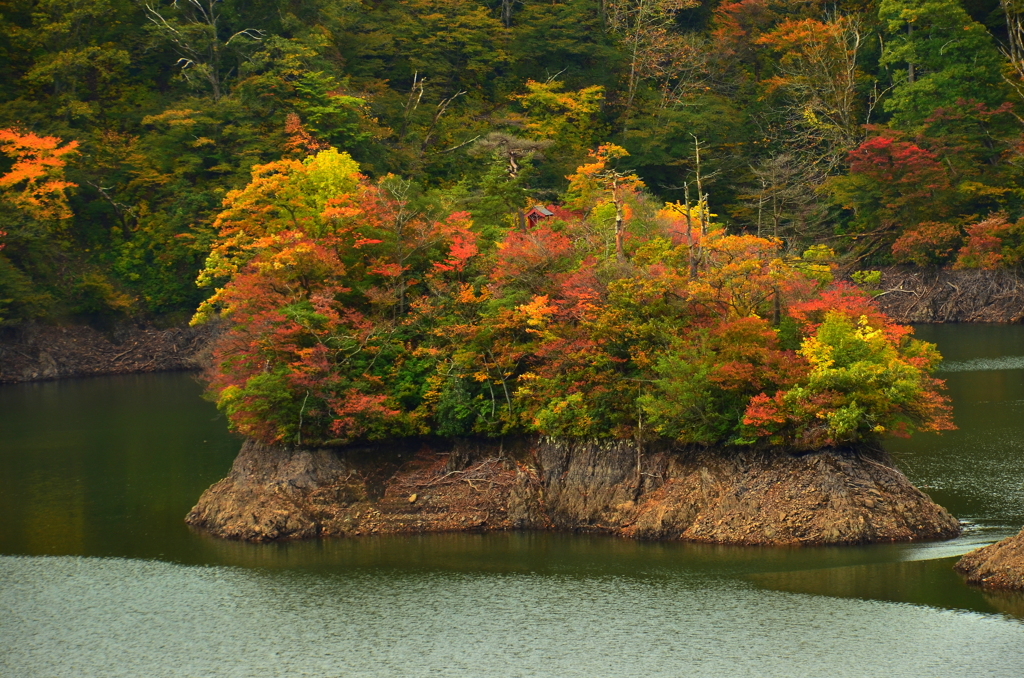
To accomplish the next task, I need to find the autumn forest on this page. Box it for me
[1,0,1019,449]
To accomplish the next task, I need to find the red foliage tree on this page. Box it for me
[891,221,962,266]
[954,214,1024,270]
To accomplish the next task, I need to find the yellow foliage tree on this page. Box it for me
[566,143,644,261]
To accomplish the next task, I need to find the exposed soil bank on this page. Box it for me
[187,438,961,545]
[872,267,1024,323]
[0,321,218,383]
[955,528,1024,591]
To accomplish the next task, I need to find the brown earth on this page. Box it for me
[955,527,1024,591]
[0,321,219,383]
[872,267,1024,323]
[186,437,962,545]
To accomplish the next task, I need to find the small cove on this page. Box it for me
[2,324,1023,676]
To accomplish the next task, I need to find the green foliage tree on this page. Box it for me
[879,0,1008,128]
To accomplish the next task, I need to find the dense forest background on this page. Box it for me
[1,0,1023,327]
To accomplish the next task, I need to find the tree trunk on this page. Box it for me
[615,210,625,262]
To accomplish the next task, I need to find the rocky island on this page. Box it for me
[179,148,963,547]
[956,529,1024,592]
[187,438,959,545]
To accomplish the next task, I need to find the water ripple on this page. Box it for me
[938,356,1024,372]
[3,555,1024,678]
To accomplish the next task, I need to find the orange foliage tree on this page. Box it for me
[195,149,481,444]
[0,129,78,222]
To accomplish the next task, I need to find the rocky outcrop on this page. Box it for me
[955,527,1024,591]
[872,267,1024,323]
[187,438,961,545]
[0,321,218,383]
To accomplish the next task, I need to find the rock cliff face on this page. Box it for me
[955,528,1024,591]
[187,438,961,545]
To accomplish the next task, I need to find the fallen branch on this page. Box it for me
[112,344,138,362]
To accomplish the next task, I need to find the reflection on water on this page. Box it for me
[187,527,988,577]
[0,373,241,562]
[751,558,989,610]
[2,325,1024,676]
[985,591,1024,618]
[886,325,1024,532]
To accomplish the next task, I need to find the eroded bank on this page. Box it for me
[187,438,961,546]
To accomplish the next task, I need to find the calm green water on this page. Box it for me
[2,325,1024,677]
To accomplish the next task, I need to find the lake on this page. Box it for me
[2,324,1023,677]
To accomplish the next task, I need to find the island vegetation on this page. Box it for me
[190,145,955,451]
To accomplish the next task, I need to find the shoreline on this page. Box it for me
[0,321,219,384]
[956,528,1024,592]
[871,267,1024,323]
[185,438,962,547]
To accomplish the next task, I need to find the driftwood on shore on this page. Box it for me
[0,321,220,383]
[872,267,1024,323]
[186,438,962,547]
